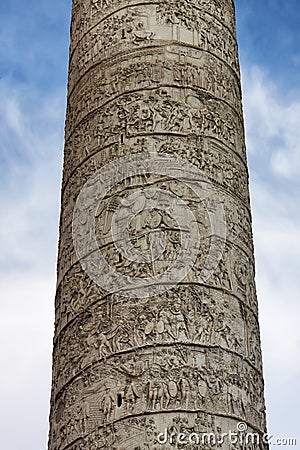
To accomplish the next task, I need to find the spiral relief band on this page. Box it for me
[72,152,226,298]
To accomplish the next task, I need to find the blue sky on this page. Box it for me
[0,0,299,449]
[237,0,300,90]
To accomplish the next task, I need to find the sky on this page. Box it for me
[0,0,299,449]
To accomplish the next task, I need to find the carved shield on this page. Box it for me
[144,320,155,335]
[148,211,161,229]
[156,320,164,334]
[168,381,178,398]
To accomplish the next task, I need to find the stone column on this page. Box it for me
[48,0,269,449]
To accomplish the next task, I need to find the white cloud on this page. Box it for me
[0,80,64,448]
[242,65,300,443]
[242,66,300,179]
[0,79,64,274]
[0,274,54,449]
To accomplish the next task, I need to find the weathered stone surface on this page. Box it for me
[48,0,268,449]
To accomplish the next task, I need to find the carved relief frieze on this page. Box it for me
[70,0,236,53]
[49,346,266,449]
[65,51,242,134]
[52,283,263,394]
[68,4,239,92]
[63,88,244,174]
